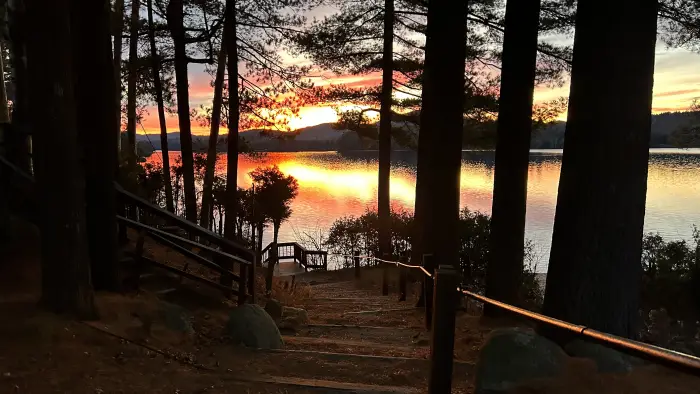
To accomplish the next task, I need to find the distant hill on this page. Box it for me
[135,110,700,153]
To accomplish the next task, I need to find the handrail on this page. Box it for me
[115,182,254,260]
[460,288,700,375]
[117,215,252,266]
[352,252,700,377]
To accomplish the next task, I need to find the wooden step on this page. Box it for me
[225,373,421,393]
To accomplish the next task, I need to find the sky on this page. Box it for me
[138,24,700,136]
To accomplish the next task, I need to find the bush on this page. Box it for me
[324,207,543,308]
[640,228,700,335]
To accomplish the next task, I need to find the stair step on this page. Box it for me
[281,336,428,357]
[226,373,421,393]
[197,345,474,392]
[153,288,177,295]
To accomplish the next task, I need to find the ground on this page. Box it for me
[1,217,700,393]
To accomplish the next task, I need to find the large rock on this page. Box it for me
[564,339,638,373]
[265,299,283,321]
[225,304,283,349]
[277,306,309,333]
[475,328,568,394]
[282,306,308,324]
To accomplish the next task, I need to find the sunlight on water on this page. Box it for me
[148,149,700,271]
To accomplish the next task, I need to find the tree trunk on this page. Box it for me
[251,222,256,251]
[377,0,393,261]
[484,0,541,315]
[542,0,658,338]
[146,0,174,212]
[113,0,124,153]
[223,0,240,241]
[423,0,467,268]
[167,0,197,223]
[200,34,227,229]
[257,222,264,255]
[71,0,121,291]
[125,0,140,166]
[26,0,97,318]
[5,0,31,173]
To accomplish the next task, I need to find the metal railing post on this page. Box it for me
[428,265,459,394]
[354,251,361,278]
[382,252,390,296]
[424,254,435,330]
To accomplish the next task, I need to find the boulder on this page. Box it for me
[475,328,568,394]
[564,339,638,373]
[264,299,283,321]
[225,304,283,349]
[282,306,309,324]
[276,306,309,333]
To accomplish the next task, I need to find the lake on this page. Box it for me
[149,149,700,271]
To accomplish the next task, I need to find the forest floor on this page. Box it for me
[1,217,700,393]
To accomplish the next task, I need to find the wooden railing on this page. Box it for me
[261,241,328,272]
[0,154,256,305]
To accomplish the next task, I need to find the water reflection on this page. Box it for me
[149,149,700,271]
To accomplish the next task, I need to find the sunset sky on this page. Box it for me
[138,27,700,136]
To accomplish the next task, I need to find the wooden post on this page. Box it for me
[354,251,361,278]
[238,261,247,305]
[398,251,407,302]
[424,254,435,330]
[428,265,459,394]
[265,242,277,294]
[382,252,389,296]
[248,253,256,304]
[217,253,234,299]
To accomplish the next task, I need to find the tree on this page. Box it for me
[484,0,541,315]
[71,0,121,291]
[377,0,394,262]
[113,0,125,152]
[146,0,175,212]
[416,0,467,312]
[223,0,239,242]
[249,165,299,292]
[166,0,200,223]
[25,0,96,318]
[542,0,658,338]
[200,33,227,230]
[125,0,140,165]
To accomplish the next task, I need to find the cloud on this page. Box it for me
[654,89,700,98]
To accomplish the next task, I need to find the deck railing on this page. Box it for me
[261,241,328,272]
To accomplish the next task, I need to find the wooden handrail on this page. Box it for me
[117,216,252,266]
[115,182,254,260]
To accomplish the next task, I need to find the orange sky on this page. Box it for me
[138,44,700,136]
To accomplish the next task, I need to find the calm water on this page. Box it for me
[150,149,700,271]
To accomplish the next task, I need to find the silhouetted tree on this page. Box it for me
[167,0,199,223]
[485,0,541,315]
[26,0,96,318]
[223,0,239,242]
[377,0,394,261]
[250,165,298,292]
[200,34,227,230]
[542,0,659,338]
[125,0,140,165]
[71,0,121,291]
[146,0,175,212]
[113,0,124,152]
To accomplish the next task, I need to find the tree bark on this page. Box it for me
[223,0,240,241]
[542,0,658,338]
[423,0,467,269]
[71,0,121,291]
[146,0,174,212]
[167,0,198,223]
[5,0,31,173]
[26,0,97,318]
[484,0,541,315]
[377,0,394,261]
[113,0,124,153]
[200,34,227,229]
[125,0,140,166]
